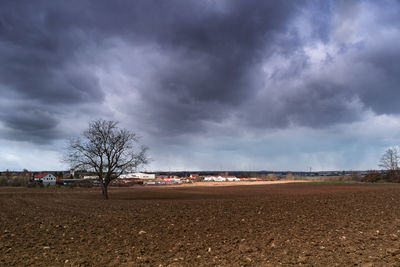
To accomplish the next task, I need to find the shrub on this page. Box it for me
[8,177,28,187]
[362,172,381,183]
[349,172,362,182]
[382,170,400,183]
[0,177,8,186]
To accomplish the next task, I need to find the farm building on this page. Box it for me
[83,175,99,180]
[34,173,56,186]
[226,177,240,181]
[204,176,224,182]
[119,173,155,179]
[116,172,156,185]
[204,176,240,182]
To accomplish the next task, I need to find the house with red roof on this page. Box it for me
[34,173,56,186]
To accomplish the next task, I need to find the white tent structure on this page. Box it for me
[203,176,234,182]
[119,172,155,179]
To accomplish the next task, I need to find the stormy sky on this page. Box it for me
[1,0,400,171]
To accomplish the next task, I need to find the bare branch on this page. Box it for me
[64,119,150,199]
[379,147,400,171]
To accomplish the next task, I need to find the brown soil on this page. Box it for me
[1,183,400,266]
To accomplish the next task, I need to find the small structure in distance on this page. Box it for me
[118,172,156,185]
[34,173,57,186]
[203,176,240,182]
[119,172,155,179]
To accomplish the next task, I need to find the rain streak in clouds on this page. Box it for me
[1,0,400,171]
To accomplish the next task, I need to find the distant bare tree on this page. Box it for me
[64,119,149,199]
[5,169,11,179]
[379,147,400,171]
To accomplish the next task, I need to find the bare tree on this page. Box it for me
[379,147,400,171]
[64,119,149,199]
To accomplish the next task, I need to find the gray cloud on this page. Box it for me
[0,0,304,142]
[0,0,400,172]
[0,104,60,143]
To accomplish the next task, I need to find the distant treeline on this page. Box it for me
[0,177,28,187]
[360,171,400,183]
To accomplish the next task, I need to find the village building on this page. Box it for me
[204,176,225,182]
[83,175,99,180]
[204,176,239,182]
[116,172,156,185]
[34,173,57,186]
[119,172,155,179]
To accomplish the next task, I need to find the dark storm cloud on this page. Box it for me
[0,107,60,144]
[0,0,303,142]
[0,0,107,142]
[356,43,400,114]
[0,1,103,103]
[118,1,306,135]
[1,0,400,145]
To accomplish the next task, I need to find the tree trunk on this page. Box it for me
[101,183,109,200]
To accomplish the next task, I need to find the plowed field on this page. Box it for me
[1,183,400,266]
